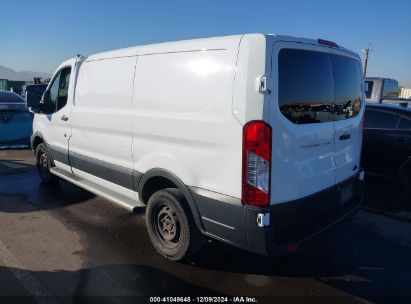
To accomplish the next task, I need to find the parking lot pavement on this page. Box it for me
[0,150,411,303]
[0,149,35,176]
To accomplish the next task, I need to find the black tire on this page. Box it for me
[145,188,203,261]
[35,143,59,184]
[398,158,411,192]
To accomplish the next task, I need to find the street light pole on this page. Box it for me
[362,41,372,79]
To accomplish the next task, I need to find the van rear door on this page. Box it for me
[269,41,364,204]
[330,49,363,184]
[269,42,336,204]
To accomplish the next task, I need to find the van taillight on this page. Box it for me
[242,121,272,207]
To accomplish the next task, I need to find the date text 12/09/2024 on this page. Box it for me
[149,297,258,303]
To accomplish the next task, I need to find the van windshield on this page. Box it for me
[279,49,362,124]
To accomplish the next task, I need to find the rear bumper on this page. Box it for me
[245,172,364,256]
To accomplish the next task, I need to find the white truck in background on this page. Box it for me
[365,77,411,104]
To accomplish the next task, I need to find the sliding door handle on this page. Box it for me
[61,115,69,121]
[339,133,351,140]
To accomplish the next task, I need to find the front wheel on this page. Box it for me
[35,143,59,184]
[145,188,203,261]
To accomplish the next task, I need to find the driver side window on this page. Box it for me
[57,67,71,110]
[45,73,60,113]
[44,67,71,114]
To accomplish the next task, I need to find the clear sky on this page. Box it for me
[2,0,410,86]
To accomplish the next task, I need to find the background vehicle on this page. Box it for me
[0,79,25,95]
[0,91,33,147]
[31,34,365,261]
[21,84,48,110]
[365,77,410,104]
[362,103,411,191]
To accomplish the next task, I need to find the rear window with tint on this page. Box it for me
[279,49,333,124]
[332,55,363,121]
[278,49,362,124]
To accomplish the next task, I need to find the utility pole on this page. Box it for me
[362,41,372,79]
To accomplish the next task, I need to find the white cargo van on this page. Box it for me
[31,34,365,261]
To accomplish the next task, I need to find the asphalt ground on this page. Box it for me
[0,149,410,304]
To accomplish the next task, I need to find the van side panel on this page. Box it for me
[131,39,245,243]
[232,34,269,125]
[69,56,137,199]
[132,45,242,198]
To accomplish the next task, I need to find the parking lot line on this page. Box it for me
[0,239,59,304]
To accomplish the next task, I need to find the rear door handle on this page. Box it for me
[339,133,351,140]
[61,115,69,121]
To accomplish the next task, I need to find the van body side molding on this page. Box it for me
[49,145,70,166]
[69,151,138,191]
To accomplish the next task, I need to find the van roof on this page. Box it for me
[80,33,358,62]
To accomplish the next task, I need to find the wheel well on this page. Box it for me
[32,136,44,152]
[141,176,178,204]
[138,170,205,233]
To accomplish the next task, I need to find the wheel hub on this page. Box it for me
[156,205,179,242]
[39,153,48,169]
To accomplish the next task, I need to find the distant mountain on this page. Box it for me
[0,65,51,81]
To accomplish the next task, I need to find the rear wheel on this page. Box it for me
[398,158,411,192]
[145,188,203,261]
[35,143,59,184]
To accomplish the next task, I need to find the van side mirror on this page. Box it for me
[28,103,44,114]
[42,90,50,104]
[40,90,51,114]
[29,90,48,114]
